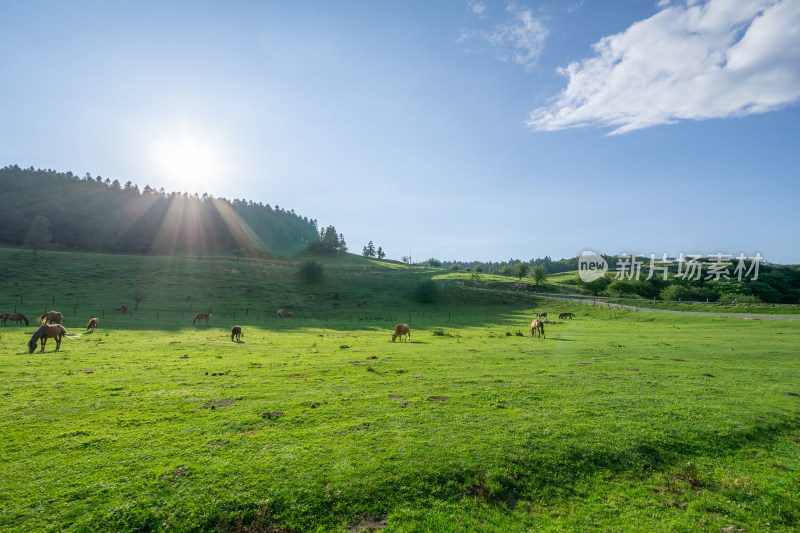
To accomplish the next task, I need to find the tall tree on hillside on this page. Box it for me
[24,215,52,258]
[309,225,345,255]
[362,241,376,258]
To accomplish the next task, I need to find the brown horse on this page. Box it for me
[392,324,411,342]
[192,313,211,325]
[530,319,545,338]
[28,324,68,353]
[115,305,129,313]
[38,311,63,324]
[231,326,243,342]
[1,312,29,326]
[86,317,99,332]
[559,312,575,320]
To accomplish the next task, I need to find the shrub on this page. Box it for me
[718,293,763,304]
[414,280,440,303]
[299,260,324,283]
[660,284,693,301]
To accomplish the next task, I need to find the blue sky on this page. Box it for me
[2,0,799,263]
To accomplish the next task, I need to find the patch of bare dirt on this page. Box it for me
[261,411,284,419]
[204,399,235,408]
[345,515,387,532]
[426,396,449,402]
[387,395,402,399]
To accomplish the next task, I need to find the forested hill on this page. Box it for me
[0,165,327,257]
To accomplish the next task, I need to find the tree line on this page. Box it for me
[0,165,340,257]
[423,253,800,304]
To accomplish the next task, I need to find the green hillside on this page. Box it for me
[1,247,799,533]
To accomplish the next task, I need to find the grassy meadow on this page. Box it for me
[1,247,799,532]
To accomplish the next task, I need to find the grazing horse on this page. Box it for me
[536,312,548,319]
[231,326,243,342]
[86,317,99,332]
[1,313,29,326]
[392,324,411,342]
[559,312,575,320]
[192,313,211,325]
[115,305,128,313]
[28,324,68,353]
[331,302,341,308]
[38,311,63,324]
[530,319,545,338]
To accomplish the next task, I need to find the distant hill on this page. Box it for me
[0,165,327,257]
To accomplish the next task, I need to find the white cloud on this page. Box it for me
[468,1,486,15]
[528,0,800,134]
[462,4,549,70]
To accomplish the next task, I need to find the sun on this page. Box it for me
[148,124,229,195]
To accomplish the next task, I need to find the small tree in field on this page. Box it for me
[514,262,530,280]
[133,289,147,310]
[608,279,637,297]
[530,265,547,286]
[580,275,611,295]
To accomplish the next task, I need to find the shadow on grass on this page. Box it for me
[490,416,800,505]
[88,415,800,533]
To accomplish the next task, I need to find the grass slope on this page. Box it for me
[1,248,799,532]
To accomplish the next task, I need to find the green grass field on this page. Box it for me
[1,248,799,532]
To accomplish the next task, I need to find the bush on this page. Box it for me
[718,293,763,304]
[299,260,324,283]
[660,284,693,301]
[414,280,440,304]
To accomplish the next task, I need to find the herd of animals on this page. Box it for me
[1,307,576,353]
